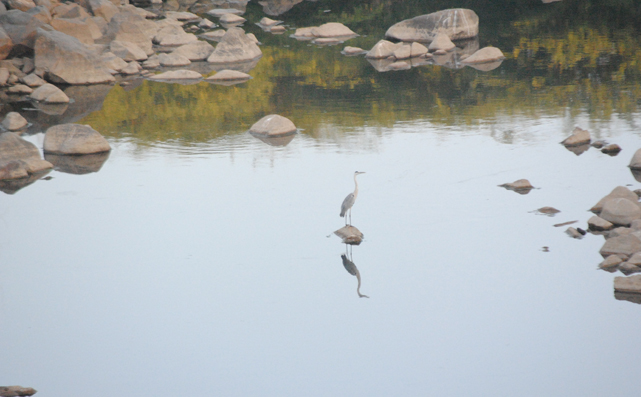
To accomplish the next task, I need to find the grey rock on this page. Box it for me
[310,22,356,38]
[109,40,147,61]
[142,54,159,68]
[100,51,127,71]
[43,123,111,154]
[207,27,261,64]
[199,19,215,29]
[87,0,118,22]
[428,33,455,51]
[565,227,582,239]
[588,215,614,231]
[461,46,505,64]
[385,8,479,42]
[410,42,428,57]
[50,17,94,44]
[21,56,33,73]
[249,114,296,136]
[158,52,190,66]
[1,111,28,130]
[153,24,197,46]
[34,28,115,84]
[0,386,37,397]
[607,227,633,239]
[258,17,280,26]
[104,12,153,55]
[599,254,623,271]
[392,43,411,59]
[119,61,140,75]
[627,252,641,267]
[200,29,226,42]
[29,82,69,102]
[164,11,200,22]
[0,9,50,50]
[614,274,641,293]
[26,5,52,24]
[561,126,590,146]
[599,234,641,259]
[207,8,243,17]
[631,219,641,231]
[149,69,202,80]
[341,46,365,56]
[365,40,398,59]
[600,198,641,226]
[19,72,45,86]
[205,69,250,81]
[628,148,641,170]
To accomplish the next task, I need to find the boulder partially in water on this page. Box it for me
[591,186,639,213]
[365,40,398,59]
[207,27,262,64]
[461,46,505,64]
[249,114,296,137]
[428,33,455,52]
[600,234,641,259]
[385,9,479,43]
[614,274,641,294]
[1,111,28,131]
[629,148,641,170]
[149,69,202,81]
[588,215,614,231]
[205,69,251,82]
[600,198,641,226]
[334,225,364,245]
[561,126,591,146]
[29,83,70,103]
[0,132,52,180]
[43,123,111,155]
[499,179,534,194]
[311,22,356,38]
[0,385,37,397]
[172,41,215,61]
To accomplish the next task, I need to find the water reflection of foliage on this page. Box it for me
[83,0,641,144]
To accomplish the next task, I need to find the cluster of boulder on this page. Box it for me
[341,8,505,72]
[561,126,621,156]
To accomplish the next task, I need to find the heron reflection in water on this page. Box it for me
[341,245,369,298]
[340,171,365,225]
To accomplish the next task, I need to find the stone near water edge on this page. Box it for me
[171,41,215,61]
[461,46,506,64]
[50,17,94,45]
[433,49,447,55]
[199,19,215,29]
[599,254,623,271]
[428,33,455,52]
[619,262,641,276]
[29,83,69,102]
[119,61,140,75]
[164,11,200,22]
[7,83,32,93]
[219,13,245,24]
[100,51,128,71]
[565,227,582,239]
[153,25,198,46]
[499,179,534,192]
[601,143,621,154]
[599,197,641,226]
[599,234,641,259]
[292,27,315,38]
[561,126,591,146]
[606,227,632,239]
[614,274,641,293]
[207,27,262,64]
[34,28,114,85]
[246,33,259,44]
[249,114,296,137]
[342,46,365,56]
[205,69,250,81]
[365,39,397,59]
[158,52,191,66]
[0,386,37,397]
[626,252,641,267]
[142,55,159,69]
[270,25,286,33]
[20,72,45,86]
[43,123,111,155]
[410,42,428,57]
[109,40,148,61]
[310,22,356,38]
[385,8,479,43]
[0,132,52,178]
[149,69,202,81]
[21,57,34,74]
[0,161,28,180]
[590,186,639,213]
[313,37,339,45]
[392,43,411,59]
[201,29,226,41]
[1,112,28,131]
[629,148,641,170]
[334,225,364,245]
[259,17,281,27]
[0,68,9,85]
[588,215,614,231]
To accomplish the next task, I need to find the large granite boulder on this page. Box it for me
[153,24,197,46]
[385,9,479,43]
[461,46,505,63]
[600,234,641,259]
[365,40,398,59]
[34,28,115,84]
[0,132,52,179]
[0,26,13,60]
[207,27,261,64]
[310,22,356,38]
[172,40,215,61]
[104,12,154,55]
[249,114,296,136]
[1,111,28,130]
[561,126,590,146]
[43,123,111,154]
[50,17,94,44]
[29,82,69,102]
[87,0,118,22]
[591,186,639,213]
[600,198,641,226]
[0,9,51,51]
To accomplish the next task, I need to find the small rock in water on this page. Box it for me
[565,227,583,239]
[342,46,366,56]
[499,179,534,193]
[205,69,251,82]
[461,46,506,64]
[428,33,455,52]
[561,126,591,146]
[536,206,560,216]
[0,386,37,396]
[199,19,215,29]
[219,14,246,24]
[259,17,282,27]
[433,49,447,55]
[410,42,429,57]
[149,70,202,81]
[388,61,411,70]
[591,140,607,148]
[619,262,641,276]
[1,112,28,131]
[601,144,621,155]
[7,84,33,94]
[249,115,297,137]
[334,225,364,245]
[270,25,286,33]
[588,215,614,231]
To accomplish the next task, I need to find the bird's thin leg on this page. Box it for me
[348,209,352,225]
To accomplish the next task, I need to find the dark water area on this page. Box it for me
[2,0,641,396]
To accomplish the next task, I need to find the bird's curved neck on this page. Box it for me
[356,269,369,298]
[353,174,360,198]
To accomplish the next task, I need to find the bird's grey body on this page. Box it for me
[340,171,365,225]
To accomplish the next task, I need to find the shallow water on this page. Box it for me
[2,0,641,396]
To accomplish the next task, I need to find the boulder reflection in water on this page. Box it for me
[0,169,51,195]
[45,152,110,175]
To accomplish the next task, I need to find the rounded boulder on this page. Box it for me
[44,124,111,155]
[249,115,296,137]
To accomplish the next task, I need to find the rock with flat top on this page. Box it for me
[561,127,590,146]
[614,274,641,293]
[153,25,198,46]
[499,179,534,193]
[334,225,364,245]
[311,22,356,38]
[29,83,69,102]
[207,8,244,17]
[44,123,111,155]
[20,72,45,86]
[588,215,614,231]
[249,114,296,136]
[205,69,250,81]
[149,70,202,80]
[0,386,37,396]
[259,17,281,26]
[342,46,365,56]
[219,14,245,24]
[385,8,479,42]
[600,198,641,226]
[1,112,28,130]
[393,43,411,59]
[600,234,641,259]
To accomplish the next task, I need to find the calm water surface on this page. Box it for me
[2,0,641,396]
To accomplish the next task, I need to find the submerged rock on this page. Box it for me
[149,69,202,81]
[249,114,296,136]
[43,123,111,155]
[385,8,479,42]
[45,151,109,174]
[561,126,590,146]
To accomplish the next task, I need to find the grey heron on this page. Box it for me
[340,171,365,225]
